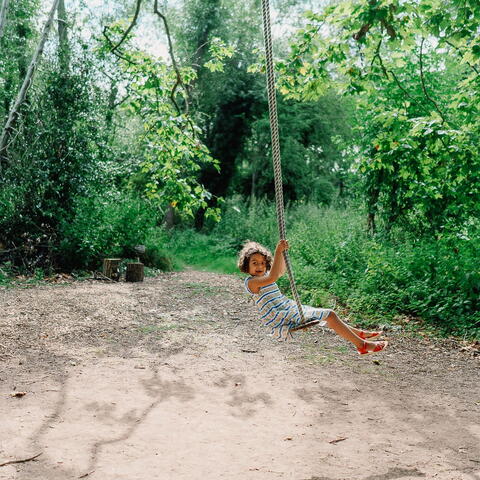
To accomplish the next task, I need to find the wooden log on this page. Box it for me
[126,262,144,282]
[103,258,121,281]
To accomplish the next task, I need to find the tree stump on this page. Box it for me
[126,262,144,282]
[103,258,121,281]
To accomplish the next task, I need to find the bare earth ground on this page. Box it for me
[0,271,479,480]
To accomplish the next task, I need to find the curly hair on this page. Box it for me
[237,241,273,274]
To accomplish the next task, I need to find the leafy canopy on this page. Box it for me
[276,0,480,233]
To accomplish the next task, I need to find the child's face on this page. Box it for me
[248,253,267,276]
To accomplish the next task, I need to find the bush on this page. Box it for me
[57,194,169,270]
[288,205,480,337]
[143,231,175,271]
[209,195,279,250]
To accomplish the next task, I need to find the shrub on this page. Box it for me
[57,194,165,269]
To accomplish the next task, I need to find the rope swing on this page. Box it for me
[261,0,319,332]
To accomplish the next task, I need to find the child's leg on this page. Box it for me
[324,310,380,351]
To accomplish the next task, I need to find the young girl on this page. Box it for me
[238,239,388,355]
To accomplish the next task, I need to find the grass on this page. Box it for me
[164,231,238,274]
[138,323,183,334]
[184,282,223,296]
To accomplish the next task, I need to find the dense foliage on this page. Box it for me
[278,0,480,234]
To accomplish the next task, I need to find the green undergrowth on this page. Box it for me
[163,229,238,274]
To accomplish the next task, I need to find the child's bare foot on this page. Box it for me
[357,340,388,355]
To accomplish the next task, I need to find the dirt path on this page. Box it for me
[0,271,479,480]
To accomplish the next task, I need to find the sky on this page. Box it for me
[37,0,321,60]
[38,0,170,58]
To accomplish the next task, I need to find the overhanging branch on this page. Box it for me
[153,0,191,116]
[109,0,142,54]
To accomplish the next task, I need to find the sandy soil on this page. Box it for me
[0,271,479,480]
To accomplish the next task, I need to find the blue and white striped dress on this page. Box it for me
[244,277,329,338]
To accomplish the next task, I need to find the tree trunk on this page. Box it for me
[164,203,175,229]
[189,0,221,72]
[367,212,376,235]
[250,165,257,202]
[103,258,121,281]
[0,0,9,40]
[105,80,118,132]
[126,262,144,282]
[57,0,70,73]
[0,0,60,168]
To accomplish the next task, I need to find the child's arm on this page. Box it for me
[248,240,289,293]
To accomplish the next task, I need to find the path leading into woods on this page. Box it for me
[0,271,479,480]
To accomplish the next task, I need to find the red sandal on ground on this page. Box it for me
[357,340,388,356]
[358,330,383,340]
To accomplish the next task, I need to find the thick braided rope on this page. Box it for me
[261,0,306,327]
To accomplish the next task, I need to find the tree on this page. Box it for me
[171,0,264,209]
[0,0,59,167]
[278,0,480,233]
[231,93,352,204]
[170,0,354,217]
[0,0,39,124]
[98,7,221,222]
[0,0,117,269]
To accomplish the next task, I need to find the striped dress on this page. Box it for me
[244,277,329,338]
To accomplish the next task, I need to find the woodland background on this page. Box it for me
[0,0,478,338]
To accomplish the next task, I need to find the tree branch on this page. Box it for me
[0,452,42,467]
[419,37,446,123]
[114,93,131,109]
[0,0,10,40]
[109,0,142,54]
[102,26,138,66]
[387,69,413,100]
[153,0,191,116]
[353,23,371,41]
[444,39,480,76]
[371,39,448,139]
[371,39,389,79]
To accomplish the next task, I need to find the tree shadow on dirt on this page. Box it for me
[304,468,426,480]
[214,373,273,419]
[17,354,74,480]
[85,368,195,475]
[12,362,194,480]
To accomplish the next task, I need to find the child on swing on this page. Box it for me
[239,239,388,354]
